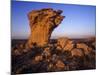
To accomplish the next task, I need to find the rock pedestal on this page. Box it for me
[27,8,64,47]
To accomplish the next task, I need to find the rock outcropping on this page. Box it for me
[27,8,64,47]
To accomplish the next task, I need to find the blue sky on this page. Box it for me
[11,1,96,39]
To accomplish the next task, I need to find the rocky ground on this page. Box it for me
[11,37,96,74]
[11,8,96,74]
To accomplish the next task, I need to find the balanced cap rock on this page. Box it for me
[27,8,65,47]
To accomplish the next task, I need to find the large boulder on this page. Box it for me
[77,43,92,55]
[27,8,64,47]
[57,37,74,51]
[71,48,84,57]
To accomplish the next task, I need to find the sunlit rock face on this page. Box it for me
[27,8,64,47]
[71,48,84,57]
[57,37,74,52]
[77,43,92,55]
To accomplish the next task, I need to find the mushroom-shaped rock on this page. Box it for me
[27,8,65,47]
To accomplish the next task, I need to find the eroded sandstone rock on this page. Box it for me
[71,48,84,57]
[77,43,92,55]
[27,8,64,47]
[57,37,74,51]
[55,60,65,70]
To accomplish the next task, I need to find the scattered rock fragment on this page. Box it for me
[55,60,65,70]
[34,55,43,62]
[71,48,84,57]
